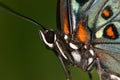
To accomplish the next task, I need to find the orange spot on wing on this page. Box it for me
[106,26,115,38]
[77,22,90,43]
[60,1,69,35]
[63,11,69,35]
[63,16,69,34]
[102,9,110,17]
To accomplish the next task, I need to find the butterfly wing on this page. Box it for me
[57,0,98,35]
[88,0,120,79]
[57,0,120,79]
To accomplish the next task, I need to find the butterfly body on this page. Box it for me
[39,0,120,80]
[40,0,120,80]
[0,0,119,80]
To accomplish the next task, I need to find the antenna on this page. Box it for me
[0,1,46,30]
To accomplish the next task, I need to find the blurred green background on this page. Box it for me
[0,0,98,80]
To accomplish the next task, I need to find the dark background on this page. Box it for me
[0,0,98,80]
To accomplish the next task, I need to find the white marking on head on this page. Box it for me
[56,42,68,60]
[110,74,120,80]
[71,51,81,62]
[64,35,68,40]
[88,58,93,65]
[69,43,78,49]
[40,30,54,48]
[89,49,94,56]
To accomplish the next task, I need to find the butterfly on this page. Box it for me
[0,0,120,80]
[40,0,120,80]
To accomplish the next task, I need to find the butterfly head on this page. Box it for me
[39,29,56,48]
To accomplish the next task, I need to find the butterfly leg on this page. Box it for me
[88,72,92,80]
[96,58,112,80]
[58,55,71,80]
[96,58,103,80]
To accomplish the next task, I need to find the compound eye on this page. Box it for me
[44,30,55,43]
[39,30,55,48]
